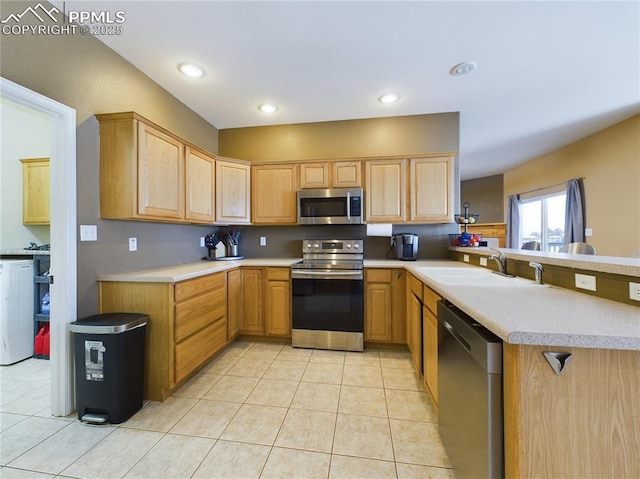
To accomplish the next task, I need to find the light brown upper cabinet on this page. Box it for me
[299,161,362,189]
[185,147,215,223]
[216,159,251,224]
[410,156,454,223]
[20,158,50,225]
[137,122,185,220]
[252,163,298,224]
[365,159,407,223]
[97,112,219,225]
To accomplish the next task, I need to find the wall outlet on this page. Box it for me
[480,257,488,267]
[585,228,593,237]
[200,237,205,247]
[575,273,596,291]
[80,224,97,241]
[260,236,267,246]
[463,254,470,263]
[128,237,137,252]
[629,282,640,302]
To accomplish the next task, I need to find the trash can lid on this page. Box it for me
[69,313,148,334]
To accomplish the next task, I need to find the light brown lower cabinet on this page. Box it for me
[98,271,230,401]
[265,267,291,336]
[239,268,264,334]
[504,343,640,478]
[238,267,292,338]
[226,268,241,339]
[365,268,406,343]
[406,274,423,374]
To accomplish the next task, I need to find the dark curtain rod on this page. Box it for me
[515,176,585,198]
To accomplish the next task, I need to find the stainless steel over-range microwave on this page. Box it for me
[297,188,363,225]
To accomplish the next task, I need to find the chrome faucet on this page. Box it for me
[529,261,544,284]
[488,249,514,277]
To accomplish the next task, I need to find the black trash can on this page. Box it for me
[69,313,147,424]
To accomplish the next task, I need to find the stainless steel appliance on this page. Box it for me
[297,188,363,225]
[437,300,503,479]
[292,239,364,351]
[392,233,419,260]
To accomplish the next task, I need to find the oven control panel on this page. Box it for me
[302,239,363,254]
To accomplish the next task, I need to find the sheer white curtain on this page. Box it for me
[564,179,585,243]
[506,194,520,248]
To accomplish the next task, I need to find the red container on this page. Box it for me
[34,326,45,356]
[42,327,51,357]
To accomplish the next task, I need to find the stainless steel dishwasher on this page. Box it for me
[437,300,503,479]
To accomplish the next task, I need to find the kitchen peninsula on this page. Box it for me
[98,253,639,478]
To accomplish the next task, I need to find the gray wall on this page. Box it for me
[461,174,504,223]
[218,224,457,260]
[1,1,219,318]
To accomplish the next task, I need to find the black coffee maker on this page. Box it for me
[392,233,419,261]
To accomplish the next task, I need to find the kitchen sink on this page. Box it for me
[418,266,549,287]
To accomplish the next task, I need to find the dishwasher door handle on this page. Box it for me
[443,319,471,353]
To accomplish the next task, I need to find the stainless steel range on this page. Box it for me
[291,239,364,352]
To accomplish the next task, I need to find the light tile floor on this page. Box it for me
[0,342,454,478]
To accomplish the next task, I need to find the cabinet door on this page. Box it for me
[365,281,393,341]
[252,164,298,224]
[299,163,329,189]
[410,156,454,223]
[265,268,291,336]
[137,122,185,219]
[333,161,362,187]
[20,158,50,225]
[185,147,215,223]
[227,269,241,339]
[423,305,438,405]
[216,160,251,223]
[365,159,407,222]
[239,268,264,334]
[407,280,423,375]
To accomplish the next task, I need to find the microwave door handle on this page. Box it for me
[346,192,351,220]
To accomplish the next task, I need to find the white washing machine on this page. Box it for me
[0,259,35,365]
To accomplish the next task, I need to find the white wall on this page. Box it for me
[1,97,51,249]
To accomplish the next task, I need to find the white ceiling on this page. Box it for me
[58,1,639,180]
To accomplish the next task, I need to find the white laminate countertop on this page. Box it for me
[97,258,302,283]
[452,246,640,277]
[97,257,639,351]
[393,260,639,351]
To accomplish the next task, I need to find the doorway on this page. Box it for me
[1,77,77,416]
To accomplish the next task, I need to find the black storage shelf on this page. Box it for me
[33,254,51,361]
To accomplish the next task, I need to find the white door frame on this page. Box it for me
[1,77,77,416]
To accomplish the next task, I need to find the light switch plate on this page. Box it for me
[629,282,640,302]
[200,237,205,247]
[575,273,596,291]
[128,237,137,252]
[463,254,470,263]
[80,224,97,241]
[480,257,488,267]
[585,228,593,237]
[260,236,267,246]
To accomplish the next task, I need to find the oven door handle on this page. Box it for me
[292,270,363,280]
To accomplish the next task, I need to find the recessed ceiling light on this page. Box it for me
[450,61,477,76]
[178,62,205,79]
[258,103,278,113]
[378,92,401,104]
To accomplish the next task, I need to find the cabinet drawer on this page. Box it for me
[175,272,225,302]
[409,274,423,300]
[423,285,441,315]
[175,317,225,384]
[175,289,226,342]
[266,267,290,281]
[366,269,391,282]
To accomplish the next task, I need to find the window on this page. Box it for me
[519,192,566,252]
